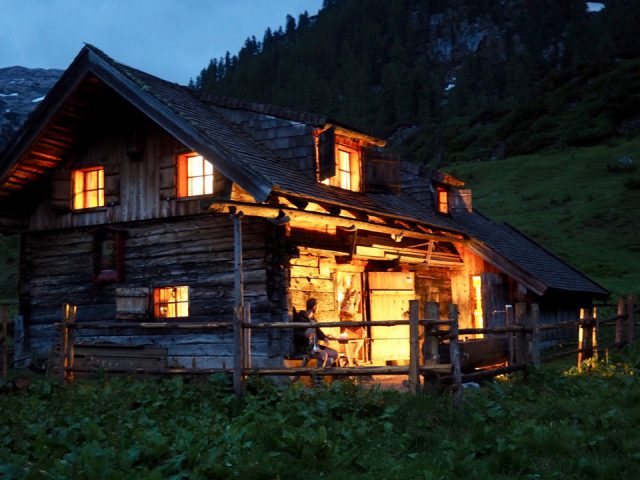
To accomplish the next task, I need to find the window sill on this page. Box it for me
[71,207,108,213]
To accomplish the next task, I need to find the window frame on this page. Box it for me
[153,286,190,319]
[92,227,125,284]
[176,152,215,198]
[72,166,105,210]
[436,187,449,214]
[322,143,362,192]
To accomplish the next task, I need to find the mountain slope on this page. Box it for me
[0,66,63,150]
[196,0,640,165]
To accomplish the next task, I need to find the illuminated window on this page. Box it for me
[72,167,104,209]
[177,153,215,197]
[322,145,361,192]
[437,187,449,214]
[154,286,189,318]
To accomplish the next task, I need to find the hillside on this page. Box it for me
[0,66,62,149]
[196,0,640,165]
[450,138,640,297]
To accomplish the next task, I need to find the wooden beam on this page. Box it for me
[207,201,467,244]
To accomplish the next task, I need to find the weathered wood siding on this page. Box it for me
[30,109,231,231]
[20,214,281,367]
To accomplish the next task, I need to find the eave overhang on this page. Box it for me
[0,46,273,203]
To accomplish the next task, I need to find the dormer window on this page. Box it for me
[437,187,449,214]
[177,152,215,197]
[72,167,104,210]
[322,144,361,192]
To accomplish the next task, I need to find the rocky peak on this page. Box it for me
[0,66,62,152]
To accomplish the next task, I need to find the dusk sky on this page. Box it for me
[0,0,323,84]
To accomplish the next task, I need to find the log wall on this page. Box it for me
[20,214,280,367]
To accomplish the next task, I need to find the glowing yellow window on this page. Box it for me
[177,153,215,197]
[154,286,189,318]
[437,187,449,214]
[322,145,361,192]
[72,167,104,210]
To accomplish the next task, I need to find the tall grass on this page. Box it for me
[1,345,640,479]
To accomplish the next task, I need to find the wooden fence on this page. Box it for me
[50,294,640,407]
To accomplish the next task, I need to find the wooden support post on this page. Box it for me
[627,293,635,345]
[592,306,598,362]
[514,303,527,365]
[424,302,440,366]
[449,304,463,408]
[577,307,586,372]
[408,300,420,395]
[61,304,76,382]
[244,302,252,370]
[231,212,245,398]
[615,298,625,347]
[1,305,8,380]
[505,304,514,366]
[529,303,541,368]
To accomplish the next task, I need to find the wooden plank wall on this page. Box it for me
[30,111,226,231]
[20,214,276,367]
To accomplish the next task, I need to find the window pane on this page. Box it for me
[204,175,214,194]
[86,190,98,208]
[86,170,98,190]
[189,177,204,196]
[204,159,214,176]
[188,156,203,176]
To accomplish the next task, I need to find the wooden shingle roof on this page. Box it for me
[455,210,608,296]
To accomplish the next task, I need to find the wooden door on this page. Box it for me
[368,272,417,364]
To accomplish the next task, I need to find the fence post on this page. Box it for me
[244,302,252,370]
[449,304,463,408]
[592,306,598,362]
[577,308,587,372]
[514,303,527,365]
[60,304,76,382]
[1,305,8,380]
[233,305,245,397]
[231,211,245,398]
[424,302,440,366]
[615,298,624,347]
[529,304,541,367]
[505,304,514,366]
[408,300,420,395]
[627,293,635,345]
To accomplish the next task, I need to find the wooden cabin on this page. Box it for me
[0,45,608,369]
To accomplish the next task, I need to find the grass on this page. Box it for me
[1,345,640,479]
[450,137,640,298]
